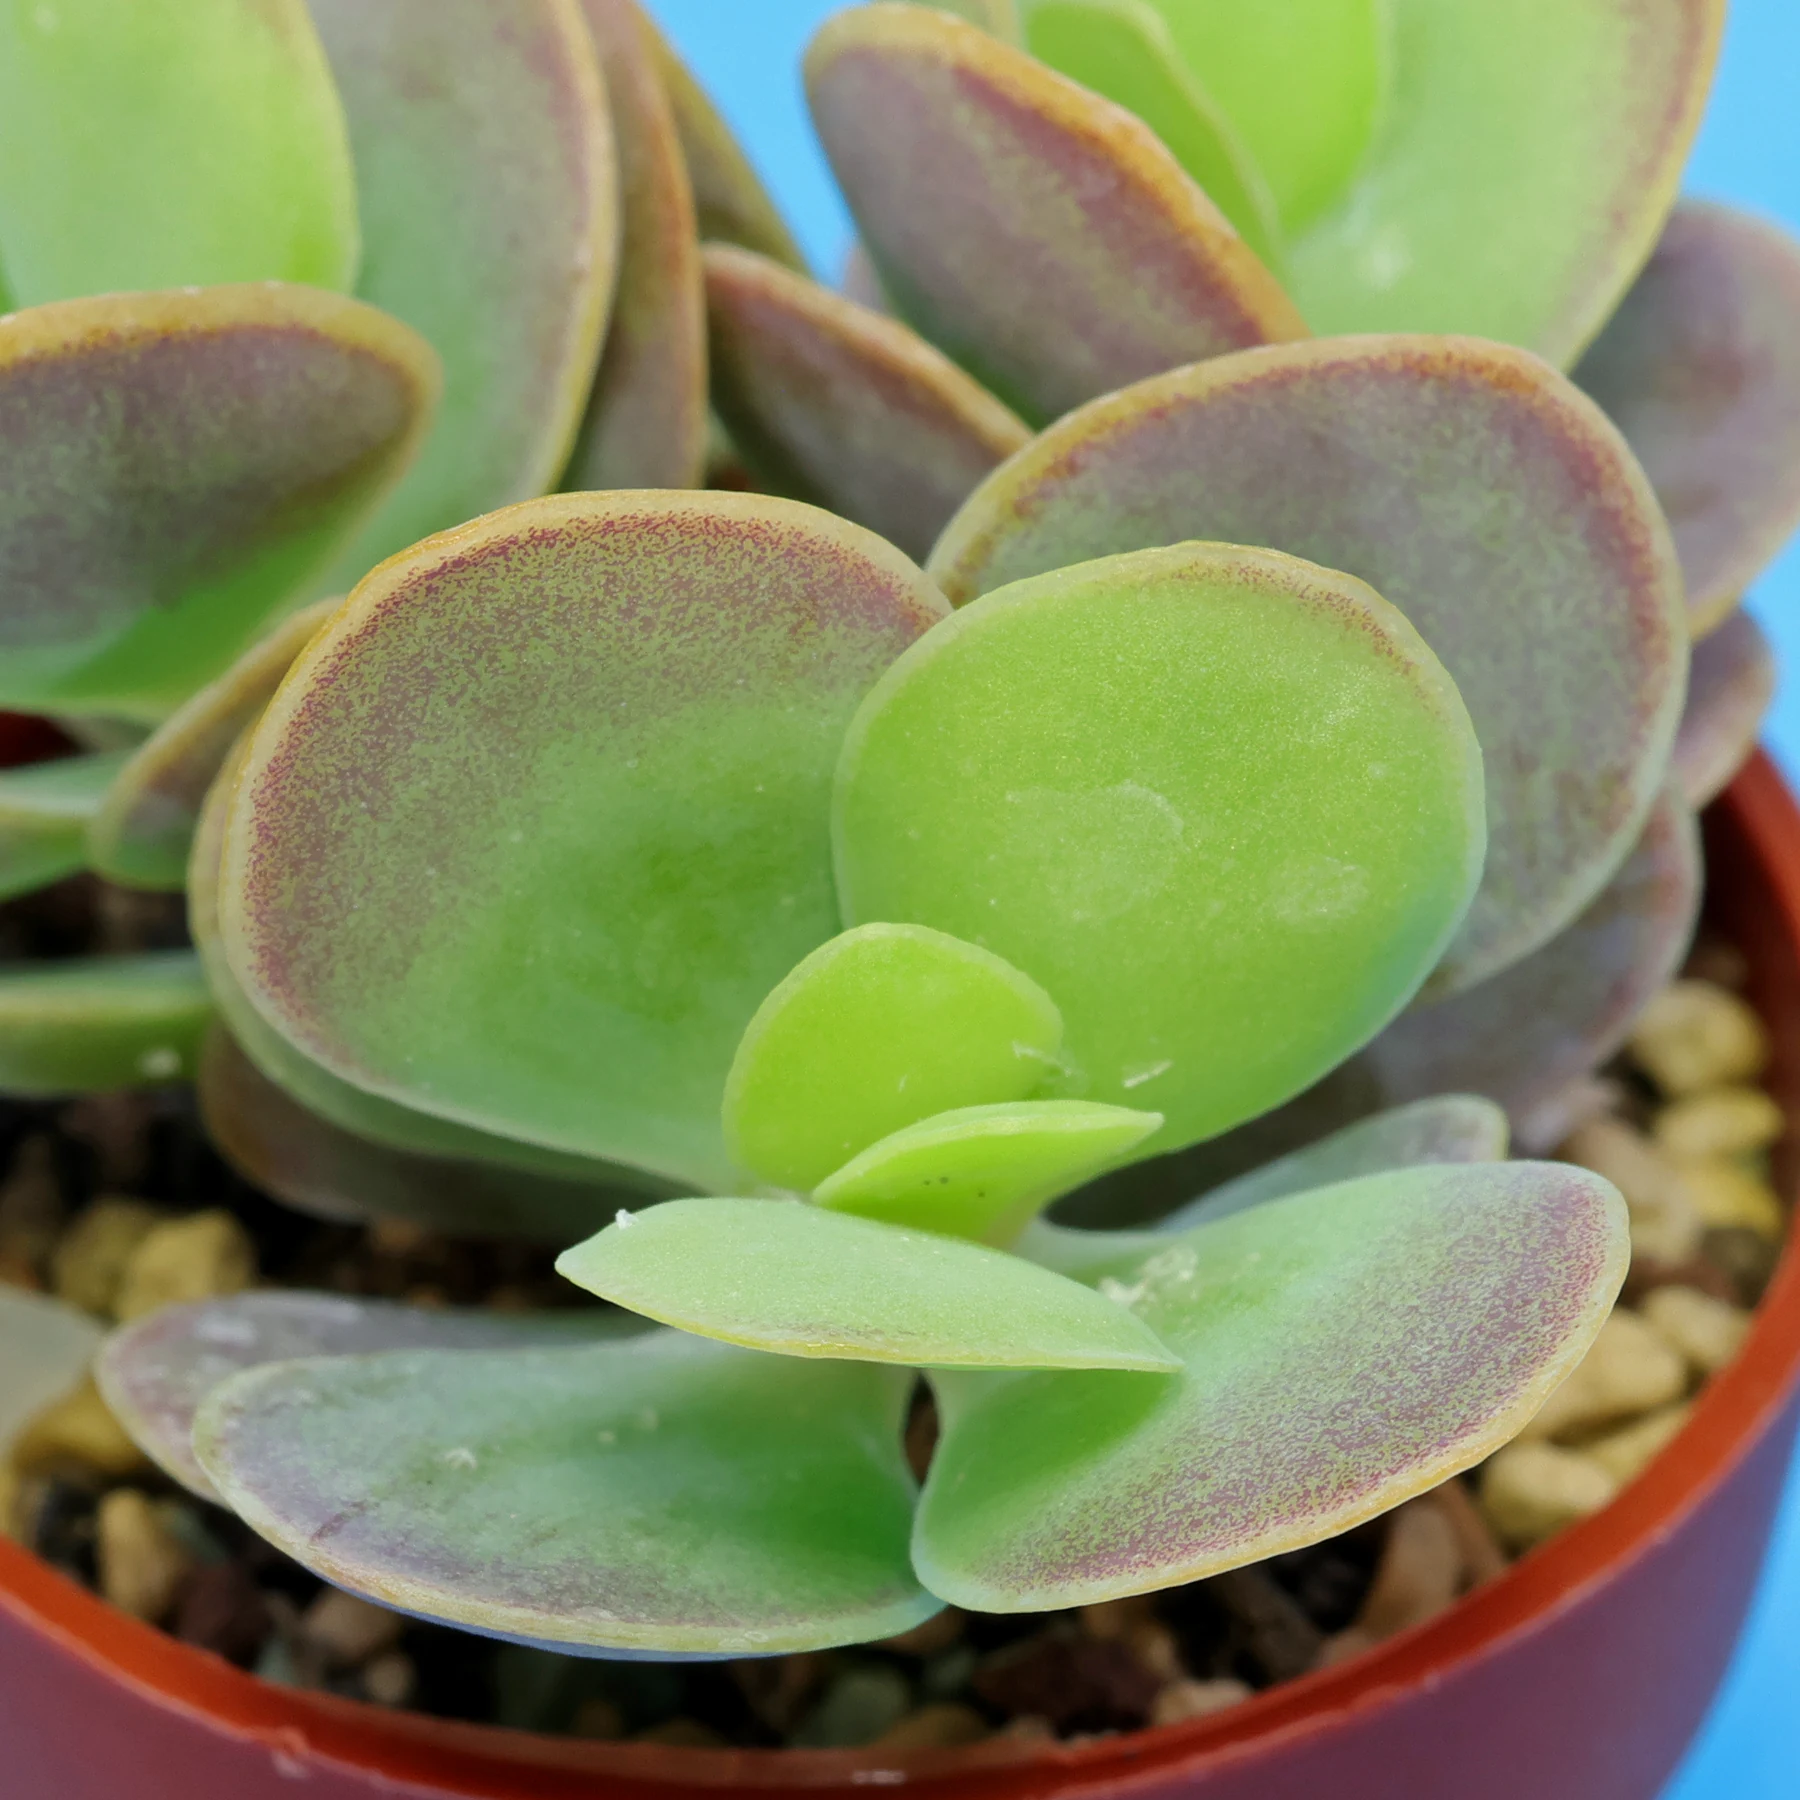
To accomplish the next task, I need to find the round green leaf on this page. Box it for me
[930,336,1686,995]
[1674,609,1774,810]
[1575,201,1800,635]
[1,1287,103,1456]
[556,1197,1181,1371]
[0,751,129,902]
[222,492,948,1190]
[1285,0,1723,364]
[0,952,210,1095]
[197,1333,937,1657]
[305,0,618,595]
[0,0,358,306]
[704,245,1031,564]
[724,922,1062,1194]
[805,4,1304,426]
[99,1290,636,1501]
[0,286,439,722]
[836,541,1484,1158]
[815,1100,1161,1244]
[915,1161,1628,1610]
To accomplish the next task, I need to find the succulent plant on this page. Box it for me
[0,0,1796,1663]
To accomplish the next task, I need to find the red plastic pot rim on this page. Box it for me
[2,756,1798,1799]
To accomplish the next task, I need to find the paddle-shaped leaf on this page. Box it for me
[197,1333,936,1656]
[0,0,357,306]
[222,493,948,1190]
[915,1162,1627,1610]
[816,1101,1161,1244]
[705,246,1031,563]
[932,337,1686,994]
[645,13,807,270]
[1576,201,1800,636]
[806,5,1303,425]
[1020,0,1281,268]
[0,752,128,902]
[837,541,1484,1158]
[1023,1093,1506,1273]
[1364,790,1701,1150]
[199,1026,663,1242]
[0,1288,103,1454]
[724,923,1062,1193]
[0,952,210,1094]
[88,600,335,892]
[563,0,708,492]
[556,1198,1180,1371]
[99,1291,637,1500]
[305,0,617,593]
[1673,609,1775,809]
[0,287,437,722]
[1285,0,1723,364]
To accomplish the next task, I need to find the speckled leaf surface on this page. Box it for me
[805,5,1304,426]
[1673,609,1775,810]
[0,287,437,722]
[815,1101,1161,1245]
[932,337,1686,994]
[197,1333,936,1656]
[199,1026,666,1244]
[1576,201,1800,635]
[223,493,948,1190]
[556,1198,1179,1371]
[1022,1093,1506,1273]
[1020,0,1280,268]
[837,541,1484,1159]
[0,1288,103,1455]
[705,246,1030,564]
[99,1290,635,1501]
[646,14,806,271]
[1287,1,1722,364]
[306,0,617,594]
[1364,790,1701,1149]
[0,0,357,306]
[0,751,128,901]
[88,600,336,892]
[724,923,1061,1194]
[0,952,210,1095]
[563,0,707,492]
[915,1161,1627,1610]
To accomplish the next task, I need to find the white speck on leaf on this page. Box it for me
[614,1209,636,1229]
[441,1446,479,1471]
[1122,1060,1172,1090]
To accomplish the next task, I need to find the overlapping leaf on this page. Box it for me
[0,952,210,1094]
[0,751,129,902]
[0,1288,103,1454]
[1673,609,1775,809]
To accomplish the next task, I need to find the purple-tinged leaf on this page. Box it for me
[1672,608,1775,809]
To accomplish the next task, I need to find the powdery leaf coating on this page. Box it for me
[1020,0,1281,269]
[724,923,1062,1194]
[837,541,1484,1159]
[1364,790,1701,1150]
[1576,202,1800,636]
[1021,1092,1507,1273]
[1673,609,1776,810]
[0,0,357,306]
[805,5,1304,426]
[306,0,617,593]
[705,246,1032,564]
[0,952,211,1096]
[0,1288,103,1455]
[644,14,807,271]
[0,751,130,902]
[0,286,438,722]
[931,336,1686,995]
[199,1026,667,1245]
[563,0,708,492]
[223,492,948,1191]
[556,1198,1181,1372]
[196,1333,937,1657]
[88,599,337,892]
[1286,0,1724,366]
[815,1100,1161,1245]
[915,1162,1628,1611]
[98,1291,632,1501]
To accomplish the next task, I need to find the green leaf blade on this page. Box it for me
[0,750,130,902]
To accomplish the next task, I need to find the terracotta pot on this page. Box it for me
[3,753,1798,1800]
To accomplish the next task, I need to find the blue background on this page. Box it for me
[646,4,1800,1791]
